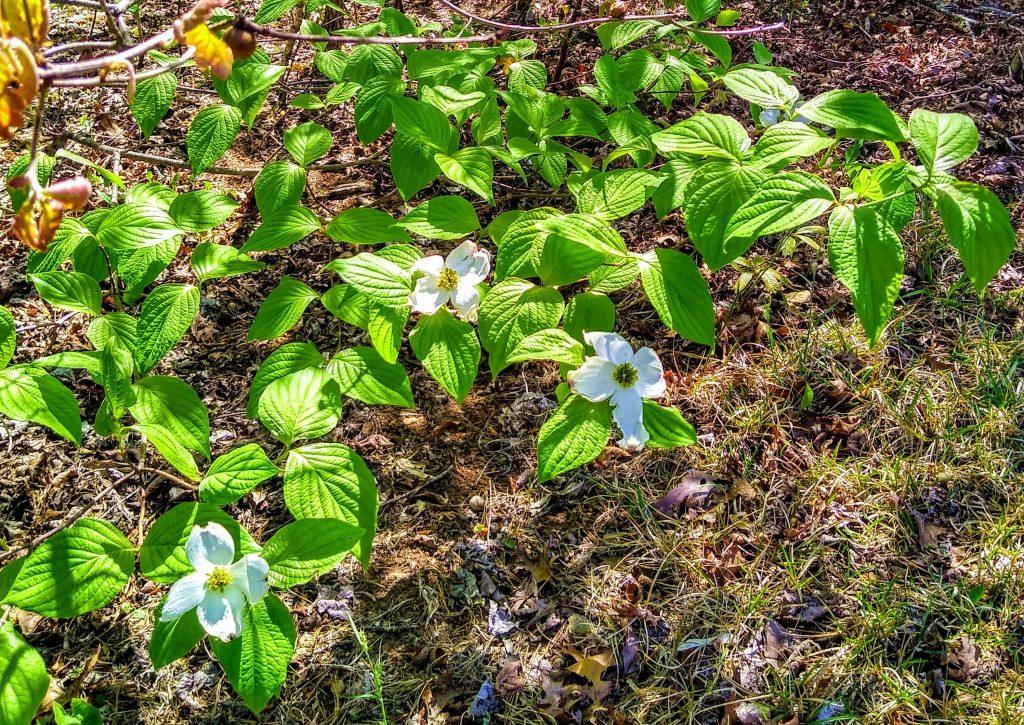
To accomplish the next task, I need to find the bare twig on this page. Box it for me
[436,0,787,35]
[50,48,195,87]
[39,27,176,79]
[43,40,118,58]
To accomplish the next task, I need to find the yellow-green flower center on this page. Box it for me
[612,362,638,388]
[436,267,460,292]
[206,566,233,592]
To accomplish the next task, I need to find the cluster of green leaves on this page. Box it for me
[1,0,1017,718]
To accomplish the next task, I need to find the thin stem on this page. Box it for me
[50,48,195,88]
[436,0,787,35]
[39,27,175,79]
[43,40,118,58]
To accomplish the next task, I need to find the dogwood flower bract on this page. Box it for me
[568,332,667,450]
[409,240,490,321]
[160,522,269,641]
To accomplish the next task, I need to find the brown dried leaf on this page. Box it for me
[651,470,724,518]
[912,510,948,548]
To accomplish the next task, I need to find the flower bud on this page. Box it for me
[224,27,256,61]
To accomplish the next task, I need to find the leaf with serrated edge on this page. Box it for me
[537,395,611,482]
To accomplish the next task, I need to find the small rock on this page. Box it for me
[468,495,485,512]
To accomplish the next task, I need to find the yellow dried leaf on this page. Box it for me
[0,0,49,48]
[185,22,233,80]
[0,35,37,139]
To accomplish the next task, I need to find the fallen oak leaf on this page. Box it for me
[566,647,614,702]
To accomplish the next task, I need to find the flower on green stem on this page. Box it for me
[568,332,666,451]
[160,522,269,641]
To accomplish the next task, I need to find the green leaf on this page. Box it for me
[390,133,440,200]
[246,342,324,418]
[509,59,547,93]
[131,375,211,458]
[255,0,302,23]
[0,622,48,725]
[241,205,321,253]
[652,158,700,219]
[684,161,768,269]
[5,518,134,618]
[685,0,721,22]
[284,121,332,166]
[367,304,409,364]
[168,190,238,233]
[326,346,414,407]
[257,367,341,446]
[200,443,279,505]
[27,218,93,275]
[909,109,978,173]
[354,75,404,144]
[210,595,295,714]
[133,422,201,481]
[262,518,364,587]
[478,278,564,377]
[725,171,835,249]
[400,195,481,240]
[533,217,623,287]
[932,181,1016,292]
[140,502,259,583]
[149,597,204,669]
[537,395,611,482]
[283,442,379,568]
[642,401,697,448]
[346,44,403,84]
[0,306,14,369]
[324,253,412,307]
[325,207,411,244]
[409,308,480,403]
[88,312,137,358]
[640,248,716,346]
[574,169,659,220]
[494,207,561,281]
[721,68,799,109]
[827,205,904,346]
[389,96,458,154]
[191,243,265,284]
[652,113,750,161]
[247,276,319,341]
[187,104,242,175]
[95,202,181,252]
[506,328,584,366]
[0,366,81,444]
[254,160,306,216]
[435,148,495,203]
[29,271,102,316]
[798,90,905,142]
[131,72,176,139]
[564,292,615,342]
[134,284,200,373]
[51,698,103,725]
[751,122,834,172]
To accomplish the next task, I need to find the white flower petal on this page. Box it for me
[229,554,270,602]
[186,522,235,571]
[568,357,616,401]
[451,283,481,320]
[412,255,445,277]
[632,347,666,398]
[445,240,481,276]
[460,247,491,285]
[198,587,245,641]
[611,388,649,450]
[584,331,633,365]
[160,572,206,621]
[409,277,449,314]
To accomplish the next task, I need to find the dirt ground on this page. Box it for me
[1,0,1023,723]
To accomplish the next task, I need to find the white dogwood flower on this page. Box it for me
[568,331,667,450]
[409,240,490,320]
[160,522,269,641]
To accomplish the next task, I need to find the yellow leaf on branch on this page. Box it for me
[0,0,49,48]
[183,22,233,80]
[0,35,37,139]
